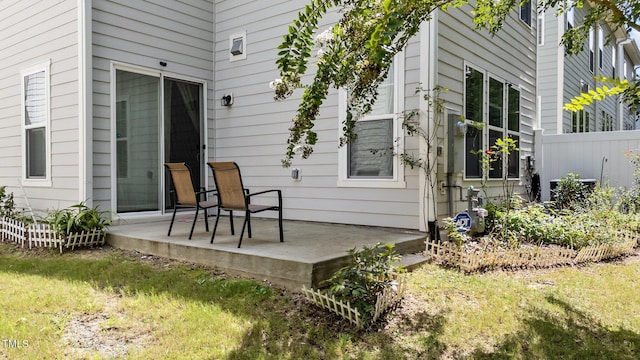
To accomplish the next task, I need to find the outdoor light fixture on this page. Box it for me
[221,93,233,107]
[159,61,167,67]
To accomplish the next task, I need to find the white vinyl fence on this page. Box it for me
[536,129,640,201]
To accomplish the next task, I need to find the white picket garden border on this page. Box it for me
[302,277,406,329]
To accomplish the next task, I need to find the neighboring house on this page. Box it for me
[0,0,536,234]
[538,1,640,134]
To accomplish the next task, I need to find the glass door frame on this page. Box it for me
[110,62,208,217]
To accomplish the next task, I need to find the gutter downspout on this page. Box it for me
[78,0,93,205]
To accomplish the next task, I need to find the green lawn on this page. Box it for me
[0,243,638,359]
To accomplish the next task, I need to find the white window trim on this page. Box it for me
[337,54,406,188]
[588,27,595,73]
[537,11,545,46]
[598,26,604,70]
[519,0,532,27]
[567,2,575,29]
[21,60,52,187]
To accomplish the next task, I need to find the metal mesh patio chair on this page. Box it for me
[207,161,283,248]
[164,162,218,239]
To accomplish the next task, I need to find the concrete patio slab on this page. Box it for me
[107,214,427,290]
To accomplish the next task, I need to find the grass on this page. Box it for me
[0,243,638,359]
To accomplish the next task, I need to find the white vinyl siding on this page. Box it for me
[438,2,535,210]
[91,0,214,213]
[214,0,419,228]
[0,0,81,212]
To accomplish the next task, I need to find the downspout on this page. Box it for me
[78,0,93,205]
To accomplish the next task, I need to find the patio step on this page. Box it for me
[399,252,431,272]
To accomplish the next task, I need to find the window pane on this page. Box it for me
[489,78,503,127]
[508,86,520,131]
[369,66,394,116]
[24,71,46,125]
[27,127,46,178]
[489,130,503,179]
[348,119,393,178]
[520,1,531,25]
[465,125,482,178]
[508,136,520,178]
[116,70,160,212]
[117,140,128,178]
[465,66,483,123]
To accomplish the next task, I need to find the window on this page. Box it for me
[598,27,604,70]
[520,0,532,26]
[21,62,50,183]
[537,12,545,46]
[348,67,394,178]
[600,110,614,131]
[567,2,575,29]
[589,27,595,72]
[572,110,590,132]
[338,56,404,188]
[612,47,616,78]
[116,100,129,178]
[464,65,521,180]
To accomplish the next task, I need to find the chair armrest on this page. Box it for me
[195,189,217,201]
[246,189,281,199]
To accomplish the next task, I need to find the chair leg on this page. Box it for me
[247,212,252,238]
[210,207,221,244]
[238,213,249,248]
[168,206,178,236]
[229,211,235,235]
[278,208,283,243]
[189,207,199,240]
[204,208,209,233]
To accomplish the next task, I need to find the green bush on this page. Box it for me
[0,186,16,218]
[552,173,590,210]
[325,243,404,322]
[45,202,111,236]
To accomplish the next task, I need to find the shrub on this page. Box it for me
[552,173,590,210]
[0,186,16,218]
[324,243,404,322]
[45,202,111,236]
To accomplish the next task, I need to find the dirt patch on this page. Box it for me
[61,293,151,359]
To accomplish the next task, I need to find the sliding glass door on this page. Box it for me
[163,78,202,210]
[115,69,203,214]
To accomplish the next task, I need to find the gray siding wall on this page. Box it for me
[213,0,421,229]
[91,0,214,213]
[540,3,625,134]
[435,4,537,213]
[538,8,562,134]
[0,0,81,212]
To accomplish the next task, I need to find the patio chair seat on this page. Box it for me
[208,161,283,248]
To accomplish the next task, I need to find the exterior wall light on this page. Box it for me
[221,93,233,107]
